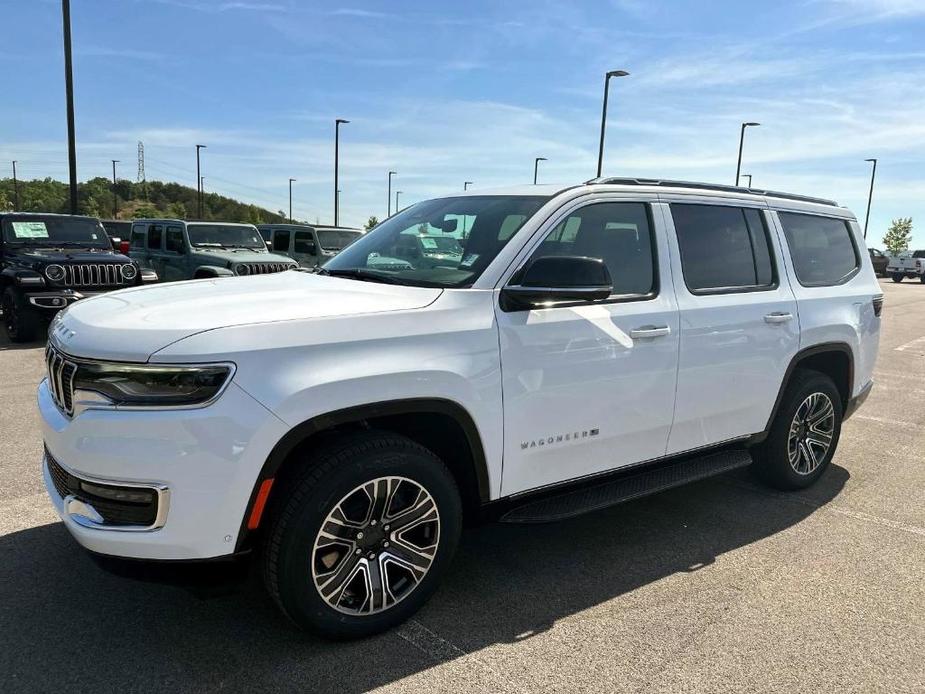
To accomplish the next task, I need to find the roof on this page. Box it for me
[0,212,99,221]
[256,223,363,232]
[133,219,258,227]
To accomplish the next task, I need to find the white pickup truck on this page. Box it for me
[886,250,925,282]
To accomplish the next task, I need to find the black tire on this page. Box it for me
[2,287,41,343]
[920,274,925,284]
[891,273,903,283]
[753,370,843,490]
[262,431,462,639]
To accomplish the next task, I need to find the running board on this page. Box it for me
[499,449,753,523]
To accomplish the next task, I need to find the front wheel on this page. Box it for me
[262,432,462,639]
[2,287,41,343]
[753,370,843,490]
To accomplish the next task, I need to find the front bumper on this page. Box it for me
[26,289,107,310]
[843,380,873,421]
[38,377,288,560]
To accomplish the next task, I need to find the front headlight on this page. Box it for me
[72,362,233,407]
[120,264,138,281]
[234,264,249,276]
[45,264,66,282]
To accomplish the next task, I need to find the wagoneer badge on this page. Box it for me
[522,429,599,450]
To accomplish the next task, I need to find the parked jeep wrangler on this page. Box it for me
[39,179,881,638]
[257,223,363,268]
[129,219,297,282]
[0,213,155,342]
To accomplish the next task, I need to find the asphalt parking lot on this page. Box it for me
[1,279,923,694]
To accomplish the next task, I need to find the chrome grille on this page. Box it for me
[45,344,78,415]
[60,264,131,287]
[236,262,295,276]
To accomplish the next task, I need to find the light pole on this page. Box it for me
[863,158,877,239]
[395,190,402,213]
[533,157,547,185]
[334,118,349,226]
[464,181,473,190]
[11,161,19,211]
[111,159,119,218]
[596,69,629,178]
[735,122,759,186]
[62,0,78,214]
[387,170,396,216]
[289,177,296,221]
[742,173,752,188]
[195,144,206,219]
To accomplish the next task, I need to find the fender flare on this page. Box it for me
[235,398,491,551]
[192,265,233,278]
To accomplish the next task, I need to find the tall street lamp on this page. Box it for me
[62,0,78,214]
[387,170,396,216]
[334,118,349,226]
[195,144,206,219]
[11,161,19,211]
[464,181,473,190]
[596,69,629,178]
[111,159,119,218]
[735,122,759,186]
[534,157,547,185]
[289,177,296,221]
[863,158,878,239]
[742,173,752,188]
[395,190,402,213]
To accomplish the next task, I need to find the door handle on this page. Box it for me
[764,312,793,324]
[630,325,671,339]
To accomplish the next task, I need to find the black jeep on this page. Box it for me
[0,213,157,343]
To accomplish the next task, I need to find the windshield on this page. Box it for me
[187,224,265,249]
[317,229,362,251]
[323,195,549,287]
[913,250,925,258]
[1,216,109,248]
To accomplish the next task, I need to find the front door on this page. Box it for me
[293,230,319,267]
[496,198,680,496]
[662,200,800,454]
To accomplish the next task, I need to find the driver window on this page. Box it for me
[273,230,290,252]
[529,202,656,297]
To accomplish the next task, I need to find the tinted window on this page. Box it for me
[294,231,315,254]
[672,204,775,292]
[1,216,108,249]
[317,229,362,250]
[258,228,271,242]
[913,250,925,259]
[130,226,145,249]
[188,224,264,249]
[146,224,163,250]
[778,212,859,286]
[529,202,655,297]
[165,226,184,253]
[273,230,291,252]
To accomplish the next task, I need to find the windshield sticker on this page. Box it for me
[420,237,438,249]
[460,253,479,268]
[11,221,49,239]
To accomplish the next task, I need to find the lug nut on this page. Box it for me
[355,548,362,555]
[383,541,390,548]
[368,552,376,560]
[383,524,390,531]
[356,531,364,539]
[370,520,377,526]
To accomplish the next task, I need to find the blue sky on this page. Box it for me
[1,0,923,245]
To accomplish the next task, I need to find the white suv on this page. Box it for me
[39,178,882,638]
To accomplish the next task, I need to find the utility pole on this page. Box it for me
[11,161,19,211]
[395,190,402,213]
[111,160,119,218]
[863,158,878,239]
[387,170,396,216]
[334,118,349,226]
[533,157,547,185]
[62,0,78,214]
[464,181,473,190]
[289,177,296,221]
[742,174,752,188]
[137,141,147,200]
[596,70,629,178]
[735,122,760,186]
[195,144,206,219]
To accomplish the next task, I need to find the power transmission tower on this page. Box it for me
[137,141,147,199]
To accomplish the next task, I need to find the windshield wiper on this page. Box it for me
[317,268,408,285]
[193,242,227,248]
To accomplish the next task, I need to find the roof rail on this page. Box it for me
[587,177,839,207]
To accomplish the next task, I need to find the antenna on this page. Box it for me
[137,141,147,199]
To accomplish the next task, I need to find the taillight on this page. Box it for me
[119,240,130,255]
[873,296,883,317]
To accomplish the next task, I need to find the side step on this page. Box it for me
[499,449,753,523]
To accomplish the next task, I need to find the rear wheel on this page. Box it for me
[2,287,41,343]
[262,431,462,639]
[892,273,904,283]
[753,370,843,490]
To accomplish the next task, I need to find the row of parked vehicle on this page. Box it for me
[0,213,364,341]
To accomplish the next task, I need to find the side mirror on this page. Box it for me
[440,218,459,234]
[500,256,613,311]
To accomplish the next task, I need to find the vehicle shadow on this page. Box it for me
[0,465,848,693]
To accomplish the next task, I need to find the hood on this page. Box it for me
[49,271,442,362]
[192,248,290,264]
[12,248,128,265]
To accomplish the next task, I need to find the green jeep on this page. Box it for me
[129,219,297,282]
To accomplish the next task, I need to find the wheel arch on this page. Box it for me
[235,398,490,552]
[749,342,854,445]
[192,265,230,279]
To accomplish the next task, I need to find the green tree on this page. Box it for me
[883,217,913,255]
[166,201,188,219]
[133,204,159,219]
[364,216,379,231]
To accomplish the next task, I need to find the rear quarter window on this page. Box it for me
[777,212,859,286]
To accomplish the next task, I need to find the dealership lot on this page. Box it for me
[1,279,923,693]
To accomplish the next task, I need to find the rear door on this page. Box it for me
[129,223,148,269]
[162,225,187,282]
[144,224,166,279]
[663,197,799,454]
[496,196,680,495]
[293,230,319,267]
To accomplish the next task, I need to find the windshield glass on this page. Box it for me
[187,224,265,249]
[323,195,549,287]
[317,229,363,251]
[1,216,109,248]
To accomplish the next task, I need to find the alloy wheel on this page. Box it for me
[311,476,440,615]
[787,392,835,475]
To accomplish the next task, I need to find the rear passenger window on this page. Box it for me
[146,224,163,250]
[130,227,145,249]
[165,226,184,253]
[672,204,776,293]
[273,230,290,252]
[294,231,315,254]
[529,202,656,297]
[778,212,859,286]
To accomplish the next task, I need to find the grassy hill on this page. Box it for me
[0,176,288,224]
